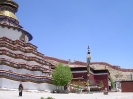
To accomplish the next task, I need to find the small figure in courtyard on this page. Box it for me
[103,87,108,95]
[18,82,23,97]
[105,87,107,92]
[80,86,83,93]
[86,85,90,93]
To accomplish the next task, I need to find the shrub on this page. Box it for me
[110,77,115,88]
[40,97,44,99]
[40,97,54,99]
[46,97,54,99]
[99,80,104,88]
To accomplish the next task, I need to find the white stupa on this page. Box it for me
[0,0,56,91]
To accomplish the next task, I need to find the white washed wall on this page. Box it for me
[26,53,43,59]
[0,65,43,75]
[0,47,43,61]
[0,78,56,91]
[42,73,49,76]
[32,71,42,76]
[115,82,121,89]
[0,27,29,42]
[0,55,42,66]
[0,78,2,88]
[0,47,24,55]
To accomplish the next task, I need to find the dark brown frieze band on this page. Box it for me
[0,42,54,66]
[0,49,52,67]
[0,42,41,57]
[0,37,37,50]
[0,70,52,84]
[0,58,53,73]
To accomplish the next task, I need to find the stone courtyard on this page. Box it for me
[0,90,133,99]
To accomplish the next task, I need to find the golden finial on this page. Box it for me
[0,11,18,20]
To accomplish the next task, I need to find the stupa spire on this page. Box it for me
[0,0,22,28]
[0,0,32,41]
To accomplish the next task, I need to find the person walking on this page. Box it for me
[18,83,23,97]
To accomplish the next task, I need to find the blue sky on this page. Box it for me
[15,0,133,69]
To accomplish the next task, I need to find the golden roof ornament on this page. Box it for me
[0,0,18,21]
[0,0,19,12]
[0,0,33,41]
[0,11,18,20]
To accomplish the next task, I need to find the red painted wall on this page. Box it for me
[72,72,87,81]
[121,81,133,92]
[72,72,95,82]
[94,74,108,90]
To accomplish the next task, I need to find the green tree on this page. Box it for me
[52,63,73,87]
[99,80,104,88]
[110,77,114,88]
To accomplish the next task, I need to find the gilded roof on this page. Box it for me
[0,10,18,20]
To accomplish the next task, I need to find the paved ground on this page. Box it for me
[0,90,133,99]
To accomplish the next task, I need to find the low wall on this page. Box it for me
[0,78,57,92]
[121,81,133,92]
